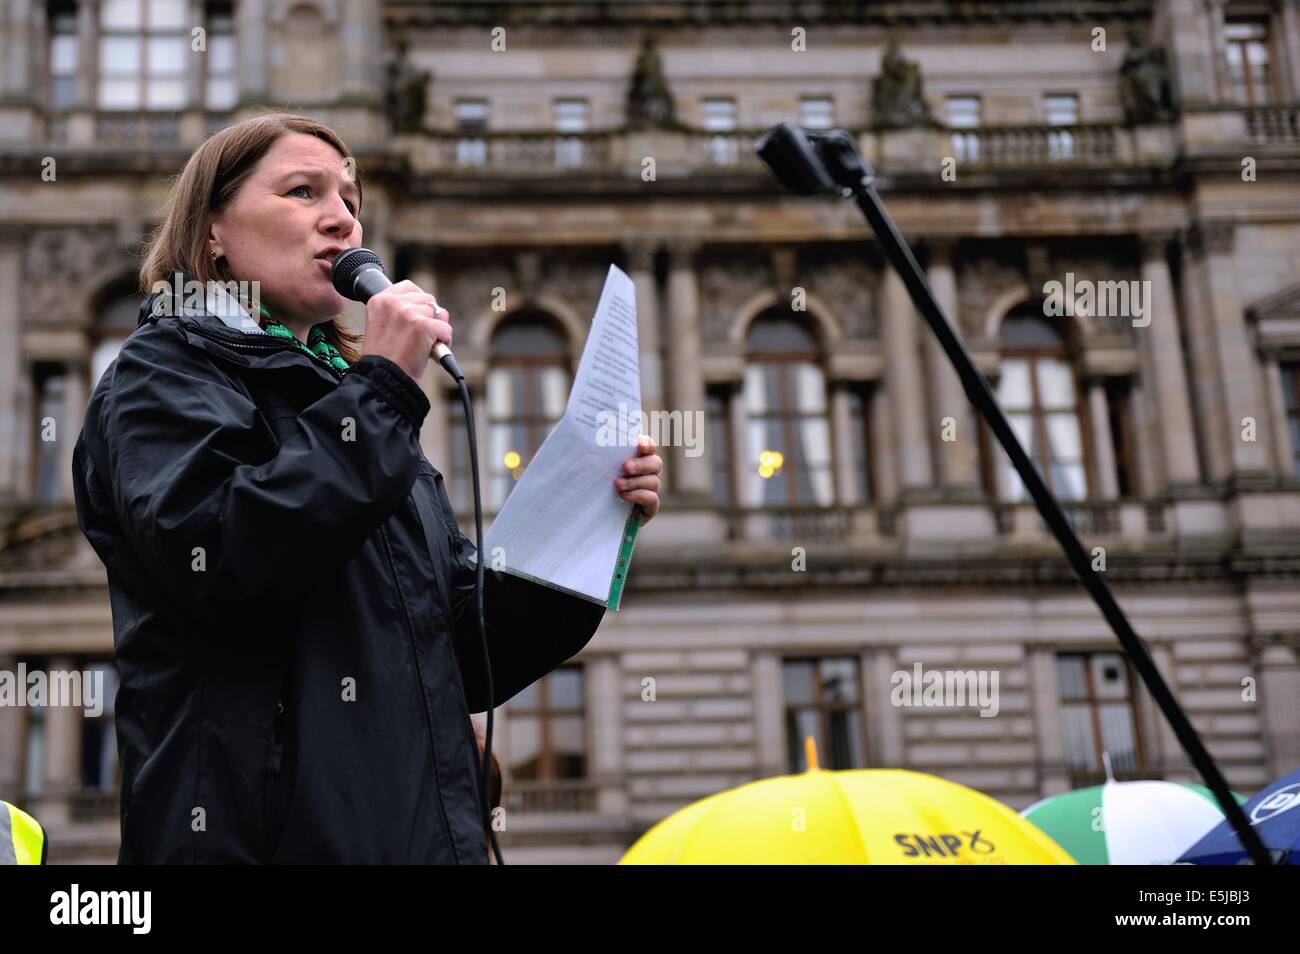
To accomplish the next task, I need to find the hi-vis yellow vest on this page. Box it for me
[1,800,46,865]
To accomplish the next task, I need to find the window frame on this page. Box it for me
[1224,19,1278,106]
[782,655,869,773]
[1056,651,1148,784]
[486,313,572,510]
[998,322,1093,502]
[504,664,587,783]
[745,347,837,509]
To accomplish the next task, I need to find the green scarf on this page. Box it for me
[258,305,350,373]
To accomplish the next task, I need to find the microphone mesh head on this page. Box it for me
[330,247,384,300]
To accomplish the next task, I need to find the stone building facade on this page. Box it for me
[1,0,1298,863]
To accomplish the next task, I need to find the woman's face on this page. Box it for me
[208,132,363,325]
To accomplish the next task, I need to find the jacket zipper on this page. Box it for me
[181,320,347,381]
[378,524,460,862]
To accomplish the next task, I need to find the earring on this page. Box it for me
[210,248,218,259]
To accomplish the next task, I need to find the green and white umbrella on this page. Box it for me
[1021,761,1246,865]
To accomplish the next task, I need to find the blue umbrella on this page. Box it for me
[1177,768,1300,865]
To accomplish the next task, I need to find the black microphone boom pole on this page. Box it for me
[754,122,1272,866]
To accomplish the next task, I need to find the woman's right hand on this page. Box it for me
[359,280,453,382]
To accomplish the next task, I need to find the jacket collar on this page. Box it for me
[138,273,267,335]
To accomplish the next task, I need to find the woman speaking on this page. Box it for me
[71,113,662,864]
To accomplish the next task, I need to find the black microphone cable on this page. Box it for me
[332,248,503,864]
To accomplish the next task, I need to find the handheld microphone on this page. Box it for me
[331,247,463,381]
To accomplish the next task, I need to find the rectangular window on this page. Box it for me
[798,96,834,130]
[506,665,586,782]
[486,364,569,510]
[1225,21,1275,106]
[98,0,190,111]
[204,3,236,111]
[48,2,79,109]
[1057,652,1146,784]
[783,657,866,772]
[454,98,488,166]
[744,361,835,507]
[1044,93,1079,160]
[706,386,733,505]
[945,95,981,162]
[702,97,738,165]
[1283,363,1300,477]
[553,98,589,168]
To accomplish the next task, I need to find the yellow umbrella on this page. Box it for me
[621,737,1075,865]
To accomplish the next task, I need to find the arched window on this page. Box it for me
[997,303,1088,501]
[743,309,834,507]
[486,309,571,509]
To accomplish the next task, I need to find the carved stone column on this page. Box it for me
[923,240,979,496]
[1138,233,1201,489]
[665,241,712,501]
[880,267,933,493]
[1182,221,1271,482]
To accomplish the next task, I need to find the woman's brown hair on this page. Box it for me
[139,112,364,363]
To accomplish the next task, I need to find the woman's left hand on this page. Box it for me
[616,436,663,526]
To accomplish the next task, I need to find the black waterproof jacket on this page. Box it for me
[71,287,606,863]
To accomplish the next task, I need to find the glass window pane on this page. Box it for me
[997,360,1031,408]
[553,99,589,132]
[209,35,234,73]
[548,667,582,709]
[551,717,586,778]
[1045,413,1083,462]
[100,36,141,75]
[487,367,513,418]
[508,716,540,779]
[51,76,77,109]
[818,658,858,703]
[1045,94,1078,124]
[1099,703,1139,773]
[539,366,568,419]
[1051,462,1086,500]
[51,35,79,74]
[101,0,143,29]
[828,708,865,769]
[799,96,834,129]
[748,363,764,413]
[702,98,736,131]
[946,96,980,127]
[99,78,140,109]
[205,76,236,110]
[1091,654,1129,699]
[1056,656,1087,699]
[792,362,826,413]
[1060,704,1097,773]
[1036,358,1076,409]
[797,416,832,468]
[147,36,187,75]
[783,660,815,704]
[786,708,820,772]
[149,0,188,29]
[145,77,186,109]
